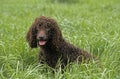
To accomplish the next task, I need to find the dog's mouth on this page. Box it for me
[37,35,48,46]
[39,40,47,46]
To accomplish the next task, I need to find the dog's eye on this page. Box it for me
[47,23,51,27]
[38,24,42,27]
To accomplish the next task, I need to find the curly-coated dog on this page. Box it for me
[26,16,94,69]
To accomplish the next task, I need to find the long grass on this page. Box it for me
[0,0,120,79]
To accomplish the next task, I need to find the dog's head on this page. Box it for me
[26,16,62,48]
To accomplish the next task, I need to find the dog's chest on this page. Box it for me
[44,49,60,67]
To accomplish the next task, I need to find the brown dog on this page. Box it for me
[26,16,94,69]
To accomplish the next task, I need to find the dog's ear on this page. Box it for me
[51,23,63,48]
[26,23,37,48]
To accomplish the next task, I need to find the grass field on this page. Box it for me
[0,0,120,79]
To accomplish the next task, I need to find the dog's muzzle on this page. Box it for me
[37,36,47,46]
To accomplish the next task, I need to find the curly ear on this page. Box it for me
[51,23,63,48]
[26,24,37,48]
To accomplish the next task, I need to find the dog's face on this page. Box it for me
[26,16,62,48]
[36,24,53,46]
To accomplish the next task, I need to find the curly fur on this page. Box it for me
[26,16,94,69]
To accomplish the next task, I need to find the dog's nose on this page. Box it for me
[39,36,45,40]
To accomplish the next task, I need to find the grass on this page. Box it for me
[0,0,120,79]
